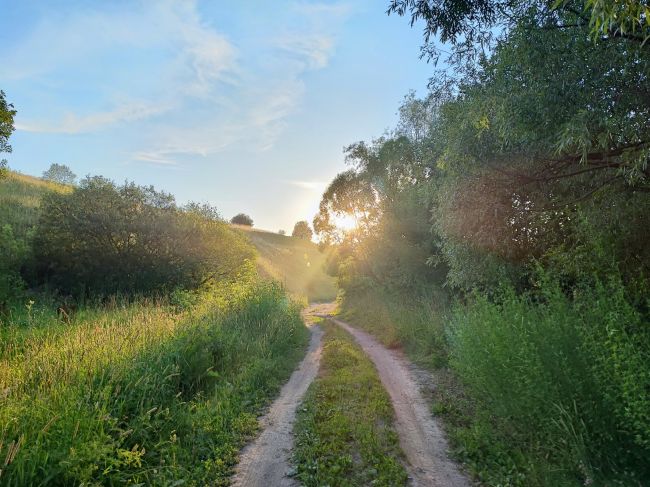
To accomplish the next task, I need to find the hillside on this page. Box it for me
[0,171,69,237]
[233,225,337,302]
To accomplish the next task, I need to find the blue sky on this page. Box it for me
[1,0,433,231]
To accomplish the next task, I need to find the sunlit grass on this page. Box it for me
[0,277,309,485]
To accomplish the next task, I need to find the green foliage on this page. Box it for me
[231,213,253,226]
[293,323,408,486]
[448,276,650,485]
[0,279,309,485]
[321,3,650,483]
[291,220,313,241]
[0,90,16,173]
[33,176,254,296]
[0,224,27,310]
[183,201,222,221]
[42,163,77,185]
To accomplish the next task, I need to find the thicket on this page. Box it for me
[318,1,650,484]
[32,176,254,296]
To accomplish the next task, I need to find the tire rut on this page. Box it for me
[230,319,324,487]
[329,317,471,487]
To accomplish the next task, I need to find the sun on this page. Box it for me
[332,214,357,233]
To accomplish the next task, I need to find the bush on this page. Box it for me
[448,276,650,485]
[32,176,255,296]
[0,224,26,311]
[231,213,253,226]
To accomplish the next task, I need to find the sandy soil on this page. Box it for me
[330,317,471,487]
[230,308,325,487]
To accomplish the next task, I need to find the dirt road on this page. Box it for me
[230,311,325,487]
[330,317,470,487]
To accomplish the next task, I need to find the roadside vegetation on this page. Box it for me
[293,321,408,486]
[318,1,650,485]
[0,125,309,484]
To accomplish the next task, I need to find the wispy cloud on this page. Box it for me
[7,0,354,160]
[285,180,329,191]
[17,101,172,134]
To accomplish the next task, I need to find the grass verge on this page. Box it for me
[0,278,309,486]
[292,321,408,486]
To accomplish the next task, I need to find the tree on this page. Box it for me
[43,163,77,185]
[231,213,253,226]
[0,90,16,180]
[387,0,650,64]
[292,221,313,240]
[278,229,286,235]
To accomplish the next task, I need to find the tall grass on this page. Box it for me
[0,276,309,485]
[342,276,650,486]
[449,278,650,486]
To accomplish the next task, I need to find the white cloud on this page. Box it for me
[16,101,172,134]
[276,35,335,69]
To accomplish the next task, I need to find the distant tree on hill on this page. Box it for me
[292,220,313,241]
[43,163,76,185]
[278,229,286,235]
[231,213,253,226]
[0,90,16,180]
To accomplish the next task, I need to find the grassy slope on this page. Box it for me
[233,225,337,302]
[0,171,69,237]
[292,321,408,486]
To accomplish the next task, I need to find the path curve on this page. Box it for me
[230,308,325,487]
[330,317,471,487]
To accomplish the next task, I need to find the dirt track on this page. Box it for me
[230,311,324,487]
[231,303,468,487]
[331,317,470,487]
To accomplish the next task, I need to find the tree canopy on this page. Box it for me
[42,163,77,185]
[231,213,254,226]
[291,220,313,241]
[0,91,16,180]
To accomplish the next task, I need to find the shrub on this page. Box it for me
[32,176,255,296]
[231,213,253,226]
